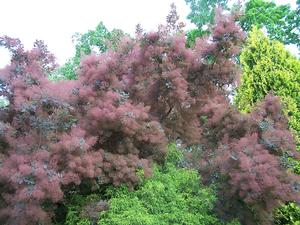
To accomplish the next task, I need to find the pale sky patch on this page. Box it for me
[0,0,298,68]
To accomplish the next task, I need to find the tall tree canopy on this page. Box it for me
[185,0,300,48]
[239,0,300,46]
[185,0,228,29]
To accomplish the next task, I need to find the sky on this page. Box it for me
[0,0,298,68]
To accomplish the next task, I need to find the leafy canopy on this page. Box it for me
[0,8,245,224]
[0,7,299,225]
[185,0,228,29]
[239,0,300,47]
[185,0,300,48]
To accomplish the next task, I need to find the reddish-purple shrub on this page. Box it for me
[79,8,245,146]
[0,151,63,224]
[0,8,297,225]
[0,34,167,224]
[198,94,300,224]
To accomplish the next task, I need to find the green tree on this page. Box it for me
[50,22,127,80]
[274,202,300,225]
[239,0,300,47]
[185,0,300,48]
[184,0,228,47]
[234,26,300,155]
[185,0,228,29]
[72,22,126,60]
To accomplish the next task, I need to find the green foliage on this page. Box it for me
[185,0,300,49]
[186,28,209,47]
[164,142,184,165]
[240,0,300,47]
[51,22,127,80]
[99,167,217,225]
[64,144,240,225]
[65,209,90,225]
[234,27,300,149]
[274,202,300,225]
[65,194,102,225]
[184,0,228,46]
[297,0,300,44]
[185,0,228,29]
[72,22,126,58]
[49,59,78,81]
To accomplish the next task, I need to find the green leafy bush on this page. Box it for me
[64,144,240,225]
[274,203,300,225]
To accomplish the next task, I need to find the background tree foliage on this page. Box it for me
[185,0,228,47]
[50,22,127,80]
[185,0,228,29]
[185,0,300,48]
[239,0,300,47]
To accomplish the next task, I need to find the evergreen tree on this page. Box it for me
[234,27,300,149]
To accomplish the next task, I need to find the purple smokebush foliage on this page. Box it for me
[0,8,298,225]
[0,35,166,224]
[198,95,300,224]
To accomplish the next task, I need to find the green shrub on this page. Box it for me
[274,203,300,225]
[99,166,218,225]
[64,144,240,225]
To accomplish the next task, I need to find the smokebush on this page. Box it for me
[197,94,300,224]
[0,7,298,225]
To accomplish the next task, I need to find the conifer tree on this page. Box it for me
[235,27,300,150]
